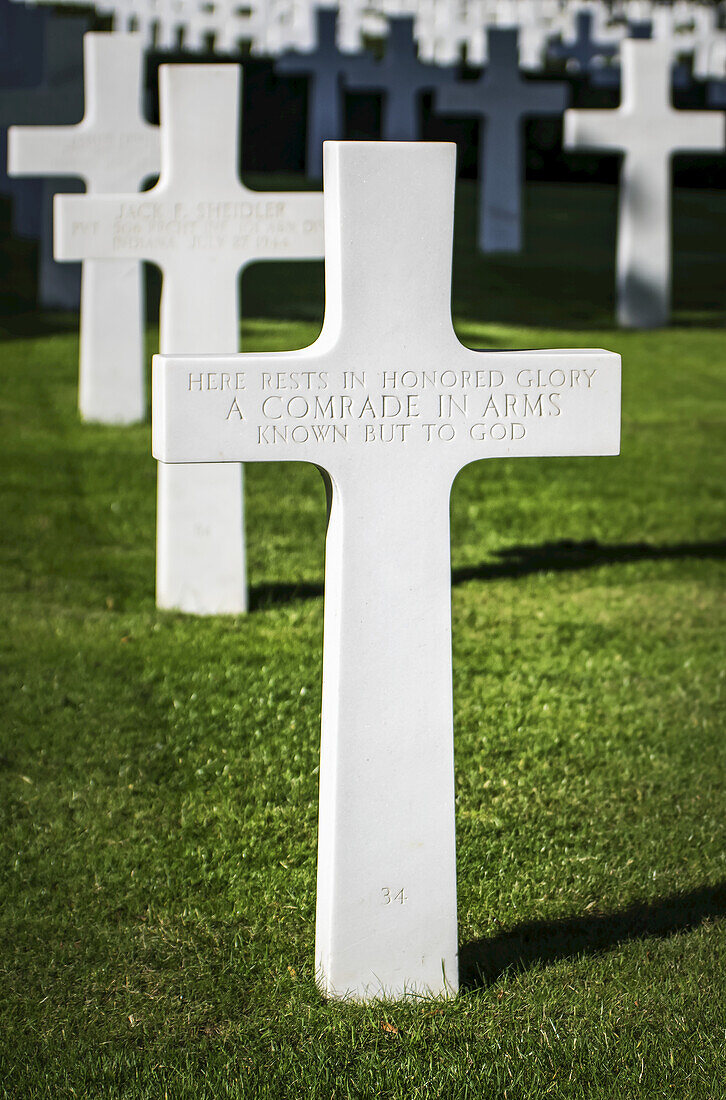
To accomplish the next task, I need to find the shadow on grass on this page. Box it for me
[0,309,80,339]
[459,882,726,989]
[249,538,726,610]
[452,537,726,585]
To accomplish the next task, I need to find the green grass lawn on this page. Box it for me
[1,180,725,1098]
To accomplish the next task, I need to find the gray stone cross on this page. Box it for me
[436,28,568,253]
[345,16,456,141]
[276,6,356,179]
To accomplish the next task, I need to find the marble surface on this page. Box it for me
[56,63,324,616]
[565,40,724,328]
[10,33,160,424]
[152,140,622,1001]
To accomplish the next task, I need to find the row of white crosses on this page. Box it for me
[436,27,568,252]
[4,20,624,1001]
[280,10,726,318]
[9,23,724,320]
[153,138,622,999]
[5,18,717,1000]
[8,28,724,630]
[277,10,568,257]
[9,33,323,614]
[9,0,725,72]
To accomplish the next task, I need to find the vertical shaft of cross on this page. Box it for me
[155,262,245,613]
[155,66,245,615]
[315,142,460,998]
[383,85,418,142]
[617,147,671,328]
[317,463,458,999]
[308,72,343,180]
[480,111,522,253]
[80,259,146,422]
[621,36,669,112]
[306,11,344,180]
[84,32,143,134]
[381,19,419,140]
[81,35,155,423]
[321,141,457,350]
[159,63,240,192]
[616,44,672,328]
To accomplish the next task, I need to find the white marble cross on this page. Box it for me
[152,140,621,1002]
[10,33,159,425]
[436,28,568,253]
[55,64,324,616]
[565,40,724,328]
[346,15,456,140]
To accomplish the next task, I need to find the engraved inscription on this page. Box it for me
[381,888,407,905]
[179,363,603,450]
[100,199,323,256]
[66,132,156,156]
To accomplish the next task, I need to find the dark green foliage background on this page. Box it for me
[1,181,725,1097]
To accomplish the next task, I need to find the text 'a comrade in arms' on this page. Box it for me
[190,365,602,444]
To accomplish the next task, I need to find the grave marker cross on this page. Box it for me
[276,6,353,179]
[345,16,456,140]
[436,28,568,253]
[548,11,618,74]
[565,40,725,328]
[0,13,88,308]
[153,140,621,1001]
[56,64,324,615]
[10,33,160,425]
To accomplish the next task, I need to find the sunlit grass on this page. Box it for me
[1,179,724,1098]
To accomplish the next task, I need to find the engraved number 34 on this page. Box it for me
[381,887,407,905]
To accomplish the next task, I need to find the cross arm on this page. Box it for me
[435,81,488,118]
[55,187,324,267]
[53,192,161,264]
[240,190,324,261]
[343,56,383,91]
[666,109,724,154]
[564,108,629,153]
[528,79,569,117]
[153,346,621,480]
[274,54,308,77]
[153,143,620,483]
[8,124,84,182]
